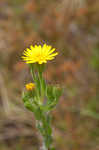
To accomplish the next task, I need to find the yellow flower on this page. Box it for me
[25,83,35,91]
[22,43,58,64]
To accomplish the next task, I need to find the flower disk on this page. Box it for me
[22,44,58,64]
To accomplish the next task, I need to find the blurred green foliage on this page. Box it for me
[91,47,99,70]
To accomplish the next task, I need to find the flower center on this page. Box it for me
[37,54,44,61]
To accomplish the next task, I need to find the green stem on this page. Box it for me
[38,71,44,101]
[37,113,53,150]
[31,66,36,82]
[30,64,54,150]
[31,65,41,102]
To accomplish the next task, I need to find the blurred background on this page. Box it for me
[0,0,99,150]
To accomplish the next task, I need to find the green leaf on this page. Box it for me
[45,85,63,111]
[24,101,35,112]
[46,85,55,102]
[46,85,62,103]
[22,91,34,103]
[53,87,63,101]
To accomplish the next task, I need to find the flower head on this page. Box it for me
[25,83,35,91]
[22,43,58,64]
